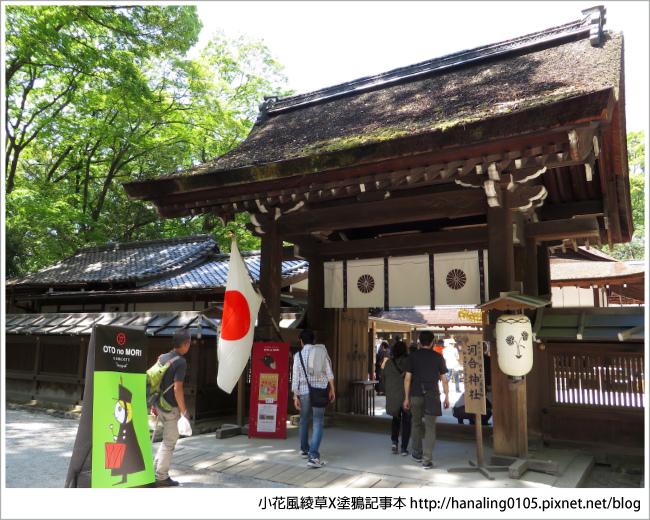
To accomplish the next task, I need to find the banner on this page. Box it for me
[324,261,344,308]
[347,258,385,308]
[325,251,488,309]
[91,325,152,488]
[388,255,430,307]
[433,250,486,306]
[249,342,290,438]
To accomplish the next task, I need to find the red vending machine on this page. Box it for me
[249,342,290,438]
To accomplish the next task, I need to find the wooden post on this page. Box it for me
[306,255,325,332]
[537,243,552,298]
[370,320,377,380]
[475,415,485,467]
[523,238,539,297]
[488,187,519,457]
[259,220,282,338]
[517,380,528,459]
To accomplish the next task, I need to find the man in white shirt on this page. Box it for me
[443,339,462,393]
[291,329,335,468]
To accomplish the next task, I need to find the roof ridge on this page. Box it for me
[261,17,591,117]
[73,234,217,254]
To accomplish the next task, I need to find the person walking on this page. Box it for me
[403,330,449,469]
[381,340,411,456]
[375,341,389,395]
[292,329,335,468]
[153,328,191,487]
[443,339,462,393]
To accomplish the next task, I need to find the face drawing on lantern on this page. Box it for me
[506,330,530,359]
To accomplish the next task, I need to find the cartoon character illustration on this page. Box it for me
[260,354,276,369]
[105,377,145,485]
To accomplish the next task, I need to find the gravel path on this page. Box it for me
[4,408,79,488]
[4,406,642,489]
[4,407,289,488]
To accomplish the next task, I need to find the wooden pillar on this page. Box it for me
[488,189,520,457]
[334,308,368,413]
[369,320,377,380]
[187,338,200,421]
[523,238,539,297]
[537,243,552,299]
[306,255,324,331]
[487,191,515,298]
[258,221,282,339]
[246,222,283,426]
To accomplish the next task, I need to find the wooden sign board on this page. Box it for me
[462,343,486,415]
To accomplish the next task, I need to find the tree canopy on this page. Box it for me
[5,5,291,278]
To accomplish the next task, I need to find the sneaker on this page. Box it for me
[411,453,423,463]
[401,449,409,456]
[391,443,398,453]
[422,462,433,470]
[155,477,179,487]
[300,450,310,458]
[307,457,324,468]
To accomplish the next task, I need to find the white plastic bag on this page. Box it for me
[178,414,193,437]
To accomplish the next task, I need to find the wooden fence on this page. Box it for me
[538,341,644,447]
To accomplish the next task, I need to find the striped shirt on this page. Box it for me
[292,344,334,396]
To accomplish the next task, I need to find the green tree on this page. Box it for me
[5,5,202,194]
[598,131,645,259]
[5,6,290,277]
[627,130,645,175]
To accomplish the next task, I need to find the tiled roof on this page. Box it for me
[533,307,644,342]
[140,252,309,290]
[6,234,309,295]
[7,235,219,286]
[164,15,621,178]
[5,312,221,337]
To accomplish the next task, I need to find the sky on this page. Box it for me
[192,1,649,134]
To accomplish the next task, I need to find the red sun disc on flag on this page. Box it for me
[221,290,251,341]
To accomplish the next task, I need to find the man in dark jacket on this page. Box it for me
[403,330,449,469]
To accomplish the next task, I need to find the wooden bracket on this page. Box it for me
[508,184,548,213]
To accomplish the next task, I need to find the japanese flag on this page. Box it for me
[217,240,263,394]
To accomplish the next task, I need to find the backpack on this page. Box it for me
[307,344,331,377]
[146,355,182,412]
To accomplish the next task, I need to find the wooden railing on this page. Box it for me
[552,352,644,408]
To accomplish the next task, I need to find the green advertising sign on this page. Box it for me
[91,325,154,488]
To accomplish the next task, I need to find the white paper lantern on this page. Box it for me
[496,314,533,377]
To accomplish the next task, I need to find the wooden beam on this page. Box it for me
[538,199,604,221]
[297,227,488,260]
[525,217,600,242]
[275,189,487,235]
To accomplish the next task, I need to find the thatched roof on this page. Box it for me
[162,18,622,182]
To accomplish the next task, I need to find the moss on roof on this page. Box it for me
[172,31,623,179]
